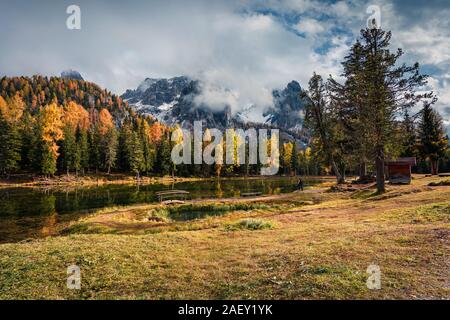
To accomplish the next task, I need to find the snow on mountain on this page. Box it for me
[121,76,308,140]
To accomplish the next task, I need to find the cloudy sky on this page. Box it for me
[0,0,449,129]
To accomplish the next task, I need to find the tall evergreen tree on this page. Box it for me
[61,125,78,175]
[75,126,89,175]
[354,28,431,192]
[129,131,145,179]
[329,41,372,178]
[304,73,345,184]
[118,123,132,172]
[0,113,22,177]
[88,128,102,173]
[400,110,418,158]
[155,136,172,176]
[418,101,449,175]
[102,127,118,174]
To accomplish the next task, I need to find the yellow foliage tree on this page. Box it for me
[40,103,64,159]
[148,122,165,144]
[1,94,25,124]
[63,101,90,130]
[98,108,114,136]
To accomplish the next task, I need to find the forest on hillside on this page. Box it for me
[0,76,174,178]
[0,76,300,178]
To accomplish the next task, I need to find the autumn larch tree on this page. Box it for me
[39,103,64,177]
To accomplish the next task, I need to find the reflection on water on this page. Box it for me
[0,177,321,243]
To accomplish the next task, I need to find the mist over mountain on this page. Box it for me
[60,69,84,81]
[121,76,309,140]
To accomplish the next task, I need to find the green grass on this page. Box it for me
[380,201,450,224]
[1,176,449,300]
[225,218,274,231]
[429,179,450,186]
[149,203,269,222]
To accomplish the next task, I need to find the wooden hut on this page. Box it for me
[385,157,416,184]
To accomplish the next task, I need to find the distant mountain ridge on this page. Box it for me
[61,69,84,81]
[121,76,309,140]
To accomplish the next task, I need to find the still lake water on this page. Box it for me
[0,177,320,243]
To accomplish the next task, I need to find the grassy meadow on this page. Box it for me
[0,175,448,299]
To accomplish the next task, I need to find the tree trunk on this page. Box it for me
[375,146,385,193]
[430,159,438,175]
[359,161,367,178]
[331,158,345,184]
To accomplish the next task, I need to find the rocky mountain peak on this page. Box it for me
[61,69,84,81]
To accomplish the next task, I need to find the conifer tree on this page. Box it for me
[0,113,22,177]
[353,28,430,192]
[76,126,89,175]
[118,123,132,172]
[129,131,145,179]
[304,73,345,184]
[401,110,418,158]
[61,125,78,175]
[88,128,102,174]
[103,127,118,174]
[418,101,449,175]
[155,136,172,176]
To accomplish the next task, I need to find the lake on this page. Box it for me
[0,177,321,243]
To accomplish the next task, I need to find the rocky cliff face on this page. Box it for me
[121,76,308,139]
[264,81,307,132]
[61,69,84,81]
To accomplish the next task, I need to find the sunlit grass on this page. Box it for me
[0,174,449,299]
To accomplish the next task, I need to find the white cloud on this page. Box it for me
[294,18,325,36]
[0,0,448,125]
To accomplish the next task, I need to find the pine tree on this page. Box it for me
[118,123,132,172]
[0,113,22,177]
[129,131,145,179]
[139,121,155,175]
[61,125,78,175]
[20,112,36,170]
[155,136,172,176]
[76,126,89,175]
[354,28,431,192]
[327,28,431,192]
[41,142,58,176]
[401,110,418,158]
[102,127,118,174]
[88,128,101,174]
[418,101,449,175]
[329,41,371,178]
[304,73,345,184]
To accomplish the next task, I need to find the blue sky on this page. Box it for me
[0,0,449,130]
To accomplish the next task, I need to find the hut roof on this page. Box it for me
[386,157,416,166]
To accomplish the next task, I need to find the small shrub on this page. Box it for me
[225,219,273,231]
[428,180,450,186]
[147,208,171,222]
[149,203,269,222]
